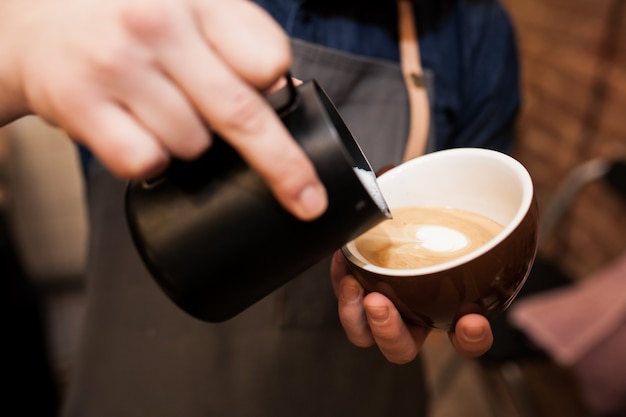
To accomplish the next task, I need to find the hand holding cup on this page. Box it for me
[342,148,538,330]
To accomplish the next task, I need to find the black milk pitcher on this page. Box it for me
[125,77,390,322]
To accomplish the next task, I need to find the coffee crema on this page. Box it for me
[353,206,504,269]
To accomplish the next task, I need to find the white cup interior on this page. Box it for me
[344,148,535,276]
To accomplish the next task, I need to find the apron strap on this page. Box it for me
[397,0,430,162]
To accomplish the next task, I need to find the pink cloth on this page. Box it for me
[509,252,626,415]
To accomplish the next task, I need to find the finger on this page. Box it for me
[195,0,293,88]
[364,293,429,364]
[330,250,350,296]
[71,101,169,179]
[114,66,211,161]
[337,275,375,348]
[448,314,493,358]
[203,61,328,222]
[154,5,328,220]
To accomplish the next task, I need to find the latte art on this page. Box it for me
[354,206,504,269]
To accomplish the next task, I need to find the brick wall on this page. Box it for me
[501,0,626,279]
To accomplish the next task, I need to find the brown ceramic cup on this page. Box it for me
[341,148,539,330]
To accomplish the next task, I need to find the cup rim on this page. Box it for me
[341,148,535,276]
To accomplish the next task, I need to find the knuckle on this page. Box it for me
[120,1,175,40]
[220,89,269,135]
[29,80,85,122]
[90,2,176,79]
[88,41,134,80]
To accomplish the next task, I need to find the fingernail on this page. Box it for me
[341,283,361,303]
[462,325,486,342]
[367,306,390,325]
[298,184,328,220]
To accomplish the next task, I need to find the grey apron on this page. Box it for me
[62,39,435,417]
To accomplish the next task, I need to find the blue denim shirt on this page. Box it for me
[253,0,521,153]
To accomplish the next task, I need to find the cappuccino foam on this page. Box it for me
[354,206,503,269]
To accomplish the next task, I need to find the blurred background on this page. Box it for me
[1,0,624,416]
[504,0,626,277]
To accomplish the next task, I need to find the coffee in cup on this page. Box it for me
[353,206,504,270]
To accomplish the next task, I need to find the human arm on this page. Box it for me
[0,0,327,220]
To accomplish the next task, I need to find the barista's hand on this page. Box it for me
[0,0,327,221]
[330,251,493,363]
